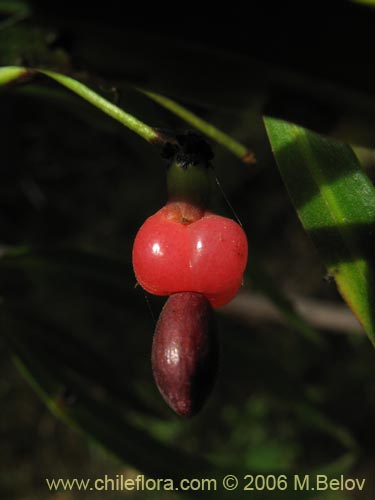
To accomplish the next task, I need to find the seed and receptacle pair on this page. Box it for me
[132,134,248,416]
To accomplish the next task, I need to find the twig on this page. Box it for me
[221,290,364,334]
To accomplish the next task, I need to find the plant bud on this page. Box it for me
[152,292,218,417]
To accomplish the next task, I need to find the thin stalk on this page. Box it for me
[0,66,169,144]
[140,88,256,164]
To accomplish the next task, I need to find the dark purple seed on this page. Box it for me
[152,292,218,417]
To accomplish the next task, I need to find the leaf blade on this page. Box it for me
[0,66,163,143]
[264,117,375,345]
[140,88,255,164]
[0,65,28,85]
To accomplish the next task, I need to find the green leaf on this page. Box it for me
[0,65,27,84]
[140,89,255,164]
[351,0,375,6]
[0,66,163,143]
[1,65,255,163]
[40,69,161,143]
[264,117,375,346]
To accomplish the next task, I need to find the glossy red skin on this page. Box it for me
[132,203,248,307]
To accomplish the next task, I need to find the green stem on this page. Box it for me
[140,88,256,164]
[0,66,166,144]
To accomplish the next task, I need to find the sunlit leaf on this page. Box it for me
[265,117,375,347]
[140,89,255,164]
[0,65,27,84]
[0,66,161,143]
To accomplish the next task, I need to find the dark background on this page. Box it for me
[1,2,375,499]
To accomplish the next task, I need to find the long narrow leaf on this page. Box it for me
[264,117,375,346]
[140,89,255,164]
[0,66,164,143]
[0,65,27,84]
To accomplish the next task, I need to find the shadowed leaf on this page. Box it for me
[265,117,375,347]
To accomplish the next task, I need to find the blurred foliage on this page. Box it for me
[1,2,375,499]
